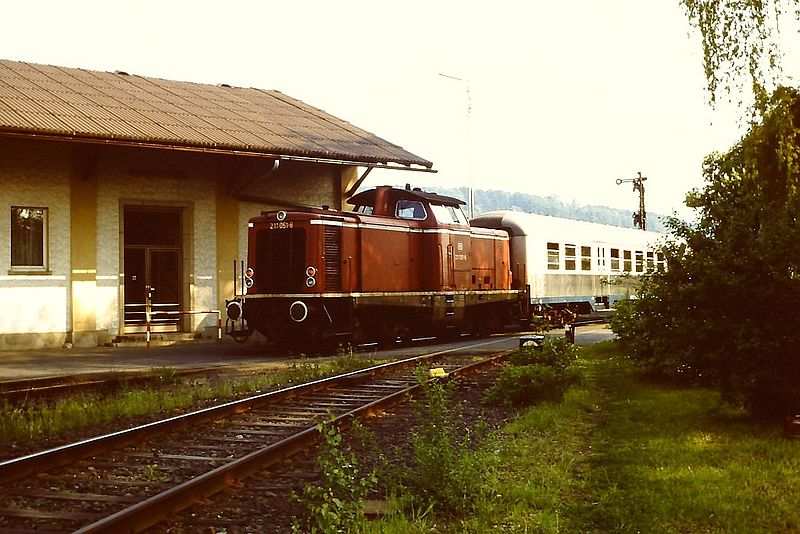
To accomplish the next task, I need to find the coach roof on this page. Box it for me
[0,59,432,169]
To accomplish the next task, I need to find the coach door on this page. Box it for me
[123,207,183,333]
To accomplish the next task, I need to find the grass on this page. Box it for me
[366,341,800,533]
[0,350,381,446]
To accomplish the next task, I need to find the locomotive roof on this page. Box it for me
[349,187,465,207]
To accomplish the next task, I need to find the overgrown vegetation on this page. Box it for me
[0,352,380,445]
[484,337,582,407]
[611,87,800,419]
[385,368,488,518]
[291,419,377,533]
[363,342,800,532]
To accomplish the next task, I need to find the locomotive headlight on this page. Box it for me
[306,266,317,277]
[306,276,317,288]
[244,276,254,288]
[226,300,243,320]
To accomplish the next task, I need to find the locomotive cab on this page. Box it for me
[348,184,469,226]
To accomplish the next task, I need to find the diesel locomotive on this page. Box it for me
[226,185,665,347]
[226,185,528,347]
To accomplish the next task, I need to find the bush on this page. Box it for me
[291,420,376,533]
[509,337,580,369]
[389,369,486,517]
[485,338,583,407]
[485,364,582,406]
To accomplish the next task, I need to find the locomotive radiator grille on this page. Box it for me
[255,228,306,291]
[323,226,342,291]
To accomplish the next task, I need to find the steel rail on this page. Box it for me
[0,338,508,483]
[73,348,513,533]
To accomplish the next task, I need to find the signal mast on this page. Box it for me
[616,172,647,230]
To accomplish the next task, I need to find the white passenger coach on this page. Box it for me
[471,210,665,320]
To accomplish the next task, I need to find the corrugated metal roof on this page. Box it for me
[0,59,432,169]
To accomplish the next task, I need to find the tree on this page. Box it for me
[681,0,799,113]
[614,87,800,418]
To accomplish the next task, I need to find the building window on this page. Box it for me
[546,242,559,270]
[623,250,632,272]
[635,251,644,272]
[646,251,655,270]
[581,246,592,271]
[564,244,576,271]
[11,206,48,272]
[610,248,620,271]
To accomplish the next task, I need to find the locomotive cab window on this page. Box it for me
[354,205,373,215]
[10,206,48,273]
[431,204,468,225]
[396,200,427,221]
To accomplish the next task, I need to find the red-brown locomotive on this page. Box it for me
[226,185,528,347]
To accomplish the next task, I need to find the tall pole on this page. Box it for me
[439,73,473,218]
[615,171,647,230]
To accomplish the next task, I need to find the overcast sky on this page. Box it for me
[4,1,797,218]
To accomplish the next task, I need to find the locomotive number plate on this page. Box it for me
[269,221,294,230]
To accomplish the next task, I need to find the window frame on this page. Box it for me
[546,242,560,270]
[10,206,50,274]
[564,243,577,271]
[580,245,592,271]
[395,199,428,221]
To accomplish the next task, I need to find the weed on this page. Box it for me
[387,368,486,518]
[292,419,377,533]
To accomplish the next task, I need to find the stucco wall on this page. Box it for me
[1,138,349,349]
[0,139,71,348]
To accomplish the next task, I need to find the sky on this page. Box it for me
[3,1,796,219]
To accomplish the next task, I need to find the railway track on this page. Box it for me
[0,339,512,533]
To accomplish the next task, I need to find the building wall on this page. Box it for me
[0,138,72,348]
[0,137,350,349]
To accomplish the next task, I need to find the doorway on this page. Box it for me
[123,207,183,333]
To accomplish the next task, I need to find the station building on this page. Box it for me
[0,59,432,349]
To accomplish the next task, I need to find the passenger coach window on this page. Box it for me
[581,246,591,271]
[623,250,632,272]
[610,248,620,271]
[565,244,576,270]
[657,251,666,270]
[396,200,427,220]
[547,242,560,270]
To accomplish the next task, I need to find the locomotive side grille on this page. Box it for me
[323,226,342,291]
[255,228,306,291]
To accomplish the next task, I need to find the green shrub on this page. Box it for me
[484,364,582,406]
[486,337,583,407]
[292,420,377,533]
[509,337,579,369]
[388,369,486,518]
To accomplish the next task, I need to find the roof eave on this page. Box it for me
[0,129,436,172]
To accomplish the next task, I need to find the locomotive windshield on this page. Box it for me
[430,203,469,225]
